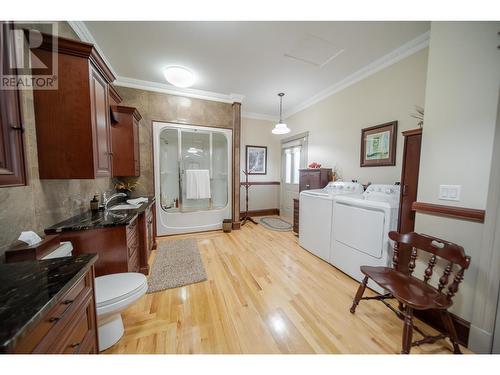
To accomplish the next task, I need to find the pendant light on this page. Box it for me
[272,93,291,135]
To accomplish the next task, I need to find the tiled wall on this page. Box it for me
[0,22,112,257]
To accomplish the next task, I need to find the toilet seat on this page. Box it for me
[95,273,148,309]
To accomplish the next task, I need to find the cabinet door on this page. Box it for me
[89,67,111,177]
[0,23,26,187]
[299,171,319,192]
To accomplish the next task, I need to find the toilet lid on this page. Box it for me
[95,273,148,308]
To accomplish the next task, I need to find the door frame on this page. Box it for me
[279,132,308,220]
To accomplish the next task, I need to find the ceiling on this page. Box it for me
[83,21,430,118]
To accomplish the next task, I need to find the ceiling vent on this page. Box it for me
[284,34,344,67]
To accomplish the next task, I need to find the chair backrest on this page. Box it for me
[388,231,471,300]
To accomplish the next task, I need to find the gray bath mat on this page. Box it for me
[147,238,207,293]
[258,216,292,232]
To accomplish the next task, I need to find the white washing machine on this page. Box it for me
[331,184,400,293]
[299,181,364,262]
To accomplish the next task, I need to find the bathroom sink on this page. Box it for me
[108,204,140,211]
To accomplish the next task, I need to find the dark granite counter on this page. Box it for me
[0,253,97,353]
[44,197,155,234]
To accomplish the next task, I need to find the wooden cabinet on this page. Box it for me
[90,66,113,177]
[397,128,423,273]
[298,168,332,192]
[111,106,141,177]
[30,33,115,179]
[13,266,98,354]
[54,203,156,277]
[58,217,142,277]
[138,203,156,274]
[0,22,27,187]
[293,198,299,234]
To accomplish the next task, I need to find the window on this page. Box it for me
[284,145,302,184]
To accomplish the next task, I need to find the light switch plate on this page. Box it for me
[439,185,461,201]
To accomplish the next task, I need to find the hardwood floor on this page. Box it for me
[104,220,470,354]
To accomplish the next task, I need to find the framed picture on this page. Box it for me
[360,121,398,167]
[246,145,267,174]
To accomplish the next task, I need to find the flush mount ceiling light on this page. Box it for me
[272,93,291,135]
[163,66,195,88]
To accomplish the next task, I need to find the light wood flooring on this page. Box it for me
[104,220,470,354]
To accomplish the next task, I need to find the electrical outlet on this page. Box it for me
[439,185,461,201]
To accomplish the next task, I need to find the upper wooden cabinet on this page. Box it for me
[30,33,115,179]
[0,22,27,187]
[111,106,141,177]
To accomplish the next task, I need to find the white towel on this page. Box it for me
[186,169,211,199]
[126,197,148,205]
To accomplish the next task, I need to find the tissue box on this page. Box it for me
[5,234,61,263]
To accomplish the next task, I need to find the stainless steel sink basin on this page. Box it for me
[108,204,140,211]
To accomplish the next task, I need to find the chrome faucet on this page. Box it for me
[102,192,127,210]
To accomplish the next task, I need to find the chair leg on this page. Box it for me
[350,276,368,314]
[440,310,462,354]
[401,306,413,354]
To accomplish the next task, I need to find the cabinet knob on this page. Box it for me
[305,184,310,189]
[48,317,60,323]
[69,342,81,349]
[62,299,74,305]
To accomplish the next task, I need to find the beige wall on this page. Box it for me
[240,117,281,212]
[284,49,429,185]
[115,87,234,198]
[0,22,112,257]
[415,22,500,330]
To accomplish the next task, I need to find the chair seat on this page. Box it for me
[360,266,452,310]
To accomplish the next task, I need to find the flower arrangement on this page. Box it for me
[411,105,424,128]
[113,177,139,196]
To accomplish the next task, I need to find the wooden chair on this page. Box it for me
[349,231,471,354]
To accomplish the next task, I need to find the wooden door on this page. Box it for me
[397,128,422,272]
[0,22,26,187]
[90,67,111,177]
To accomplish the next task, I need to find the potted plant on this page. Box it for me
[113,177,139,199]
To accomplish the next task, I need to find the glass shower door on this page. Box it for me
[180,129,211,211]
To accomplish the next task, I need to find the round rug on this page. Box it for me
[258,216,292,232]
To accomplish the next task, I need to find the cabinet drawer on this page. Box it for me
[15,273,90,353]
[57,297,95,354]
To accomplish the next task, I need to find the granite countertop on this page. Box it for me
[0,253,97,353]
[44,197,155,234]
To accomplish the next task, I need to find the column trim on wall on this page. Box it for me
[232,102,242,229]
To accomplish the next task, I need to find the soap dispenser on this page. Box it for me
[90,194,99,213]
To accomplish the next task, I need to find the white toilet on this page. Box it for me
[42,242,148,352]
[94,273,148,351]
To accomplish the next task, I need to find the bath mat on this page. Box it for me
[147,238,207,293]
[257,216,292,232]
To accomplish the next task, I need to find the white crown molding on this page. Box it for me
[285,31,430,118]
[68,21,246,105]
[115,76,245,104]
[241,111,277,122]
[67,21,118,78]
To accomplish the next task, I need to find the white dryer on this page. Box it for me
[299,181,364,262]
[331,184,400,293]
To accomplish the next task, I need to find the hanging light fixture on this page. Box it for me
[272,93,291,135]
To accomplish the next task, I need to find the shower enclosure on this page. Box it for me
[153,121,232,235]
